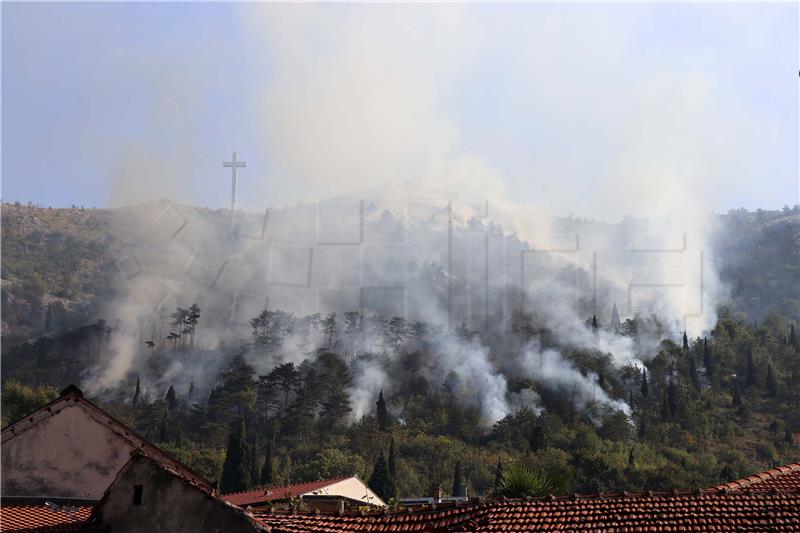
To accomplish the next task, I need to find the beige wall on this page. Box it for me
[97,458,262,533]
[305,477,386,507]
[2,405,135,499]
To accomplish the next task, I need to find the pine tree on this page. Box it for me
[165,385,178,411]
[322,312,337,349]
[266,362,300,412]
[452,461,463,497]
[789,324,799,351]
[260,440,273,486]
[767,364,778,397]
[220,417,249,493]
[376,390,389,431]
[185,303,201,349]
[317,352,352,428]
[132,377,141,405]
[367,453,392,503]
[641,368,649,397]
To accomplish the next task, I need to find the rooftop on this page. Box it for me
[253,489,800,532]
[0,500,94,533]
[1,385,215,496]
[223,477,352,507]
[714,462,800,493]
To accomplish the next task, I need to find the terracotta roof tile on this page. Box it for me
[0,503,93,533]
[254,490,800,532]
[223,477,351,507]
[712,463,800,492]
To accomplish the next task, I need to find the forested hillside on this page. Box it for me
[2,202,799,500]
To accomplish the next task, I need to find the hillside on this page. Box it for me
[1,203,123,344]
[3,203,798,344]
[2,202,799,498]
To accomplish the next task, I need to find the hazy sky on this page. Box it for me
[2,2,798,219]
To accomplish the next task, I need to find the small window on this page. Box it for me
[133,485,143,506]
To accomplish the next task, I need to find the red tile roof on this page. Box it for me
[0,503,93,533]
[713,462,800,492]
[254,490,800,532]
[223,477,351,507]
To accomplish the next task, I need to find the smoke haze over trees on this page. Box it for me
[2,201,799,497]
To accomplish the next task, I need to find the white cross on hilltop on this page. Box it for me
[222,152,247,214]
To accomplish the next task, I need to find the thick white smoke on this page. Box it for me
[83,4,742,427]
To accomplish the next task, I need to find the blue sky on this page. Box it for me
[2,2,798,218]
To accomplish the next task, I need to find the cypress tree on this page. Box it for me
[452,461,463,497]
[376,390,389,431]
[767,364,778,397]
[703,337,713,381]
[682,331,689,351]
[367,453,392,503]
[667,379,678,416]
[387,439,397,500]
[493,460,504,491]
[165,385,178,411]
[388,438,397,480]
[591,315,599,332]
[188,381,195,401]
[44,304,53,333]
[249,443,260,487]
[746,350,758,387]
[611,303,620,329]
[641,368,649,397]
[132,377,141,406]
[260,440,273,486]
[174,425,184,448]
[732,386,742,408]
[789,324,799,351]
[158,412,168,443]
[220,417,249,493]
[660,391,670,421]
[628,448,636,467]
[689,356,699,391]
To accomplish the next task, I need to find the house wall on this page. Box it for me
[97,459,260,533]
[2,405,135,499]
